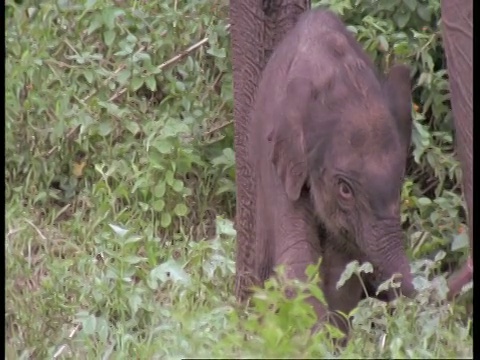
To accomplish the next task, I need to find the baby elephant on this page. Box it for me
[246,9,416,338]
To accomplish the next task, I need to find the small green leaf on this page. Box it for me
[126,121,140,135]
[336,260,359,289]
[154,182,166,198]
[394,10,411,28]
[149,149,165,167]
[171,179,184,192]
[434,250,446,262]
[165,170,174,186]
[97,121,113,136]
[103,30,116,47]
[417,4,432,22]
[417,197,432,206]
[87,15,102,35]
[402,0,417,11]
[216,217,236,237]
[173,203,188,216]
[109,224,129,237]
[155,140,173,155]
[150,259,190,285]
[357,262,373,274]
[96,317,109,343]
[128,293,142,315]
[146,76,157,92]
[131,77,144,92]
[451,232,469,251]
[152,199,165,212]
[207,47,226,58]
[377,35,389,52]
[82,314,97,335]
[116,69,131,86]
[160,212,171,228]
[175,81,186,92]
[83,70,95,84]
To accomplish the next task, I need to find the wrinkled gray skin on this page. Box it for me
[234,7,416,337]
[231,0,311,301]
[230,0,473,338]
[440,0,473,300]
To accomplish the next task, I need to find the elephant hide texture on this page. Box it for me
[244,8,416,334]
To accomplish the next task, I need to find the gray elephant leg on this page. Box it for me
[270,198,330,325]
[230,0,311,302]
[440,0,473,299]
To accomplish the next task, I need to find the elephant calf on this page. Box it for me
[244,9,416,337]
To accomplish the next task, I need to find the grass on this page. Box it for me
[5,0,472,358]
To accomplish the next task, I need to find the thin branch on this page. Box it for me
[24,219,46,241]
[109,24,231,103]
[204,120,233,137]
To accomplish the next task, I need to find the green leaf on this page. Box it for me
[357,262,373,274]
[109,224,129,237]
[152,199,165,212]
[154,182,166,198]
[402,0,417,12]
[150,259,190,284]
[96,317,109,343]
[173,203,188,216]
[85,0,98,9]
[171,179,184,192]
[103,30,116,47]
[165,170,175,186]
[417,197,432,206]
[116,69,131,85]
[87,15,102,35]
[149,149,165,168]
[82,314,97,335]
[155,140,173,155]
[417,4,432,22]
[160,212,171,228]
[377,35,389,52]
[131,77,144,92]
[434,250,446,262]
[207,47,226,58]
[216,217,236,237]
[97,121,113,136]
[83,70,95,84]
[175,81,186,92]
[394,10,411,28]
[128,293,142,315]
[146,76,157,92]
[336,260,359,289]
[126,121,140,135]
[451,232,469,251]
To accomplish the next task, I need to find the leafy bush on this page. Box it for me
[5,0,471,358]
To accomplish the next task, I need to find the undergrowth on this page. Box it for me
[5,0,472,358]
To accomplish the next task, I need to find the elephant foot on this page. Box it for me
[447,256,473,301]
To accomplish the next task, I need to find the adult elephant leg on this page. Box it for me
[440,0,473,300]
[230,0,311,301]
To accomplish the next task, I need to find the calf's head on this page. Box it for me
[270,64,416,297]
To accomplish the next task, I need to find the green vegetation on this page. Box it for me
[5,0,472,358]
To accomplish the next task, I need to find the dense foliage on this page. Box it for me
[5,0,472,358]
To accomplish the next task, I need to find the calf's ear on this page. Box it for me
[270,77,313,201]
[383,64,413,151]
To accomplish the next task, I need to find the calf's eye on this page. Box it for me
[338,180,353,199]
